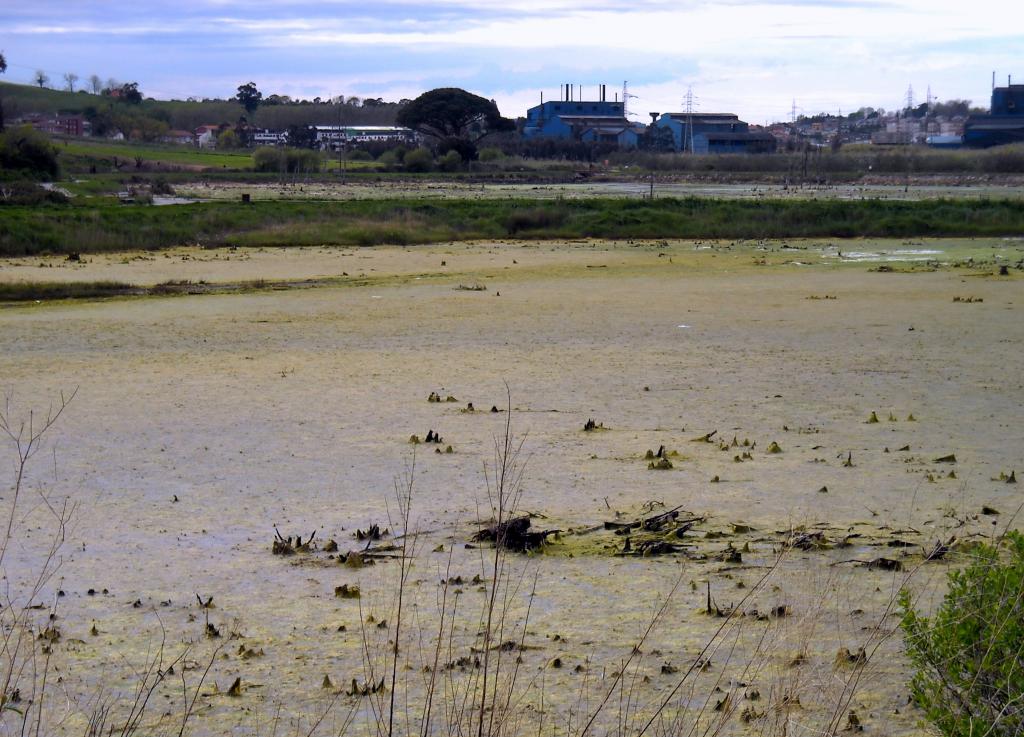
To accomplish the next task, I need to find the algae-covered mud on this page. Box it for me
[1,239,1021,736]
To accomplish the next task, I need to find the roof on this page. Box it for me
[664,113,739,121]
[700,132,775,142]
[558,115,632,125]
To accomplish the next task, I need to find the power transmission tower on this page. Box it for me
[905,84,915,110]
[684,86,696,153]
[621,81,637,118]
[791,99,797,123]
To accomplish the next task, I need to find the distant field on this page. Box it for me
[57,138,256,169]
[55,138,384,173]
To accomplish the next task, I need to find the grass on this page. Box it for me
[55,138,256,170]
[55,137,385,173]
[0,280,138,301]
[3,196,1024,256]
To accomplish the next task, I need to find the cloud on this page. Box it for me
[1,0,1020,121]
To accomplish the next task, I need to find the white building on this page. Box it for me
[312,125,417,149]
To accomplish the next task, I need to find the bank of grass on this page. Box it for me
[0,280,137,301]
[3,197,1024,256]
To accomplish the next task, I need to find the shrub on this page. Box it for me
[345,149,373,161]
[253,146,321,173]
[504,206,567,234]
[0,126,60,179]
[437,149,462,172]
[899,531,1024,737]
[478,146,505,162]
[0,181,68,206]
[376,149,400,167]
[403,147,433,173]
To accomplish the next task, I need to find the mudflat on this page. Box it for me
[2,238,1021,736]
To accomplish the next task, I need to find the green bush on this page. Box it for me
[376,149,400,167]
[345,149,373,161]
[0,181,67,205]
[403,147,433,173]
[0,126,60,179]
[900,531,1024,737]
[478,147,505,162]
[252,146,321,173]
[437,150,462,172]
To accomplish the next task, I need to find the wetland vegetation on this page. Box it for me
[4,196,1024,256]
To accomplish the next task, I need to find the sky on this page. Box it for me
[2,0,1022,124]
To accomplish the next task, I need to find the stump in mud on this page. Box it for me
[472,516,558,552]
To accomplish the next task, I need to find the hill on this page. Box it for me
[0,81,402,131]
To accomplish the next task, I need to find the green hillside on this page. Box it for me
[0,81,402,131]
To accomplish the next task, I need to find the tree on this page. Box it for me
[396,87,513,160]
[88,74,102,94]
[34,70,49,88]
[63,72,79,92]
[119,82,142,104]
[235,82,262,115]
[285,124,316,149]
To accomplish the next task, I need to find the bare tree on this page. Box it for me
[34,69,49,88]
[63,72,78,92]
[89,74,102,94]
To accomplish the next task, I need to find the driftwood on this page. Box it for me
[472,516,560,552]
[273,527,316,555]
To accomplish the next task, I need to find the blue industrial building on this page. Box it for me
[963,84,1024,147]
[653,112,776,154]
[523,85,645,149]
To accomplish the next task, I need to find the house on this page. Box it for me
[253,129,288,146]
[16,113,87,137]
[963,85,1024,147]
[161,130,194,145]
[653,112,776,153]
[194,125,221,148]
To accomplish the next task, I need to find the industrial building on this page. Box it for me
[653,112,776,154]
[522,84,645,148]
[523,84,774,153]
[963,83,1024,147]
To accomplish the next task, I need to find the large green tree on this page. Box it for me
[396,87,512,160]
[235,82,262,115]
[119,82,143,104]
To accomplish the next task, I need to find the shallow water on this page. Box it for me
[1,241,1021,736]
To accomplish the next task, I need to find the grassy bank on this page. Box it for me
[3,197,1024,256]
[0,280,137,301]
